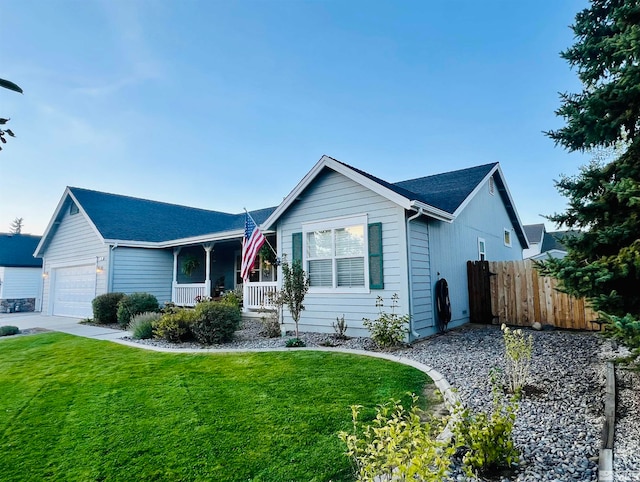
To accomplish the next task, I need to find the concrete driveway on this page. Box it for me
[0,312,130,341]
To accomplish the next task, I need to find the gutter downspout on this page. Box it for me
[406,207,424,341]
[107,243,117,293]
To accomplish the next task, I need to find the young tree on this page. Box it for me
[9,217,23,234]
[542,0,640,342]
[280,260,309,339]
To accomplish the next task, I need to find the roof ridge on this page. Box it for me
[394,162,499,185]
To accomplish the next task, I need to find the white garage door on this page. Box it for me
[52,265,96,318]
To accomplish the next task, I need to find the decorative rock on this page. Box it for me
[532,321,542,330]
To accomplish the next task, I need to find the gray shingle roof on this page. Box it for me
[337,160,497,214]
[0,233,43,267]
[524,224,545,244]
[69,187,276,243]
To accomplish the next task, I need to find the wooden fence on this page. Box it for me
[467,259,601,331]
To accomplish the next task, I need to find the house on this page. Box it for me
[35,155,528,340]
[0,233,43,313]
[523,223,570,260]
[263,156,527,339]
[34,188,276,318]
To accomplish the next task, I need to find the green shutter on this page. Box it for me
[292,232,302,264]
[368,223,383,289]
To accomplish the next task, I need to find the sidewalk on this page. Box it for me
[0,312,130,342]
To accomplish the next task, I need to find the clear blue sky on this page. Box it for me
[1,0,590,236]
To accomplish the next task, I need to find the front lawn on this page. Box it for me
[0,333,432,481]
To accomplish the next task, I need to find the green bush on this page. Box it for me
[92,292,126,324]
[603,313,640,359]
[219,289,242,308]
[116,293,159,327]
[285,337,306,347]
[362,294,409,349]
[338,394,454,481]
[190,301,241,344]
[153,309,196,343]
[0,325,20,337]
[453,378,519,476]
[129,311,161,340]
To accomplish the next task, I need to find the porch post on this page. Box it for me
[204,243,214,297]
[172,247,182,303]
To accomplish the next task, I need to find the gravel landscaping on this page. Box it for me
[120,319,637,481]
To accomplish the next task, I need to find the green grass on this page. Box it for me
[0,333,432,481]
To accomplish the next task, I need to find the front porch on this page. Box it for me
[169,236,278,311]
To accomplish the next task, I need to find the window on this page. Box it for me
[503,228,512,247]
[478,237,486,261]
[303,215,368,291]
[70,202,79,215]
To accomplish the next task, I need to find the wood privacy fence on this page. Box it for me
[467,259,601,331]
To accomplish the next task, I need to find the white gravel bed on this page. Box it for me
[601,340,640,482]
[125,320,614,481]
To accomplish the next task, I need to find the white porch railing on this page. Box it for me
[172,283,207,307]
[243,282,278,310]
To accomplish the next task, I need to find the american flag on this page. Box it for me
[241,212,266,281]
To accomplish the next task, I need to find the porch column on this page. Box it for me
[172,247,182,302]
[204,243,214,297]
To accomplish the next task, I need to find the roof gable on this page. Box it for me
[0,233,43,267]
[393,163,498,213]
[36,187,276,255]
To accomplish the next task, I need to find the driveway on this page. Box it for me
[0,312,129,341]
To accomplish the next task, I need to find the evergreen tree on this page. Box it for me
[542,0,640,340]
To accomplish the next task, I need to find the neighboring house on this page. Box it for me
[36,155,528,340]
[0,233,43,313]
[523,223,570,260]
[263,156,527,339]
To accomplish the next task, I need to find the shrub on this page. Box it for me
[332,315,348,340]
[92,292,126,324]
[153,308,196,342]
[116,293,159,327]
[453,374,519,476]
[338,394,455,481]
[501,324,533,396]
[129,311,161,340]
[190,301,241,344]
[219,289,242,308]
[259,308,281,338]
[362,294,409,349]
[0,325,19,337]
[285,338,306,348]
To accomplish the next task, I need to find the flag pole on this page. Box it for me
[244,208,278,259]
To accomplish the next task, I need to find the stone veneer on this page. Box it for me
[0,298,36,313]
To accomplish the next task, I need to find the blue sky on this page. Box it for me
[1,0,590,236]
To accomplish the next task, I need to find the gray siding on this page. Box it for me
[428,179,523,329]
[407,219,434,337]
[111,247,174,305]
[41,205,109,314]
[0,267,42,301]
[277,168,409,337]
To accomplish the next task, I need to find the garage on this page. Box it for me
[52,264,96,318]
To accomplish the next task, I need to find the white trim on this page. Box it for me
[478,237,486,261]
[34,188,107,258]
[302,213,370,293]
[262,155,454,230]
